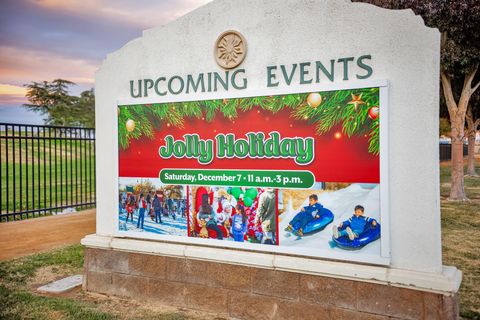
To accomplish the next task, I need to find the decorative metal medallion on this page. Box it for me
[214,30,247,69]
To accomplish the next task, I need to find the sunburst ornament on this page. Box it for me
[347,94,366,110]
[215,30,247,69]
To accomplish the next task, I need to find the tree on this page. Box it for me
[439,118,451,137]
[163,185,184,199]
[354,0,480,200]
[133,180,155,195]
[24,79,75,116]
[76,89,95,127]
[24,79,95,127]
[465,91,480,176]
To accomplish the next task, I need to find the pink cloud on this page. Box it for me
[1,0,212,105]
[0,46,96,96]
[0,84,27,105]
[30,0,212,29]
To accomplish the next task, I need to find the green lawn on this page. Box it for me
[440,163,480,319]
[0,246,201,320]
[1,138,95,221]
[0,163,478,319]
[0,245,114,320]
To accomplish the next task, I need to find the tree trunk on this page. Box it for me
[440,62,479,200]
[465,107,479,176]
[449,122,467,200]
[466,133,477,176]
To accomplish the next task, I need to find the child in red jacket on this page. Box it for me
[136,194,147,229]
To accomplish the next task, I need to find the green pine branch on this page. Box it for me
[118,87,380,155]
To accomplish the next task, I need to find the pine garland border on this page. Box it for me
[118,87,380,155]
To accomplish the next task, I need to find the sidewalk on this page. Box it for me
[0,209,96,261]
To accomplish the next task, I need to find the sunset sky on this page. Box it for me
[0,0,211,124]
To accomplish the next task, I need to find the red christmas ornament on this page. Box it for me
[368,106,379,120]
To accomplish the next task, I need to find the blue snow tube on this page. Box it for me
[333,220,381,250]
[292,208,334,235]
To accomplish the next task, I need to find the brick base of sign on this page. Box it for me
[83,247,458,320]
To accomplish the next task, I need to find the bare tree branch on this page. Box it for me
[474,119,480,130]
[466,106,474,124]
[464,64,478,93]
[440,71,457,118]
[457,66,478,116]
[472,80,480,94]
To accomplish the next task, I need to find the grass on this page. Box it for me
[0,163,478,319]
[1,138,95,221]
[0,245,114,320]
[0,246,211,319]
[440,162,480,319]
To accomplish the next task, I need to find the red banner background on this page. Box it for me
[119,107,379,183]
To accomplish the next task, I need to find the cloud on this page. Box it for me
[0,84,28,105]
[0,46,97,95]
[0,0,211,123]
[31,0,211,29]
[0,84,27,96]
[0,0,211,62]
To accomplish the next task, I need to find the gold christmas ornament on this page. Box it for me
[126,119,135,132]
[307,92,322,108]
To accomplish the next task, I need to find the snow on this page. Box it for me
[279,184,381,256]
[118,209,187,236]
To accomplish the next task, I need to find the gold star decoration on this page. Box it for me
[348,94,366,110]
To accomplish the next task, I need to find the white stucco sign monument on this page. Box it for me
[82,1,461,318]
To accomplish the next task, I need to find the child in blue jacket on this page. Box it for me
[284,194,323,237]
[232,204,248,242]
[332,205,377,240]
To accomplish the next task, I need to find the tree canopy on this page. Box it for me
[23,79,95,127]
[355,0,480,199]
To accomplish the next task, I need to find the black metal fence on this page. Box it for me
[0,123,96,222]
[439,143,468,161]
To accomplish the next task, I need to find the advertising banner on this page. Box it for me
[117,85,388,264]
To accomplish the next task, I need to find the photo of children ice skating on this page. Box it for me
[279,183,381,254]
[188,186,278,245]
[118,178,187,236]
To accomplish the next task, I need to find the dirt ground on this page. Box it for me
[0,209,95,261]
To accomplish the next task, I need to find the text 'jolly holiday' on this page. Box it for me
[158,132,315,165]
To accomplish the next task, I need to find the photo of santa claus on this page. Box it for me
[188,186,278,245]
